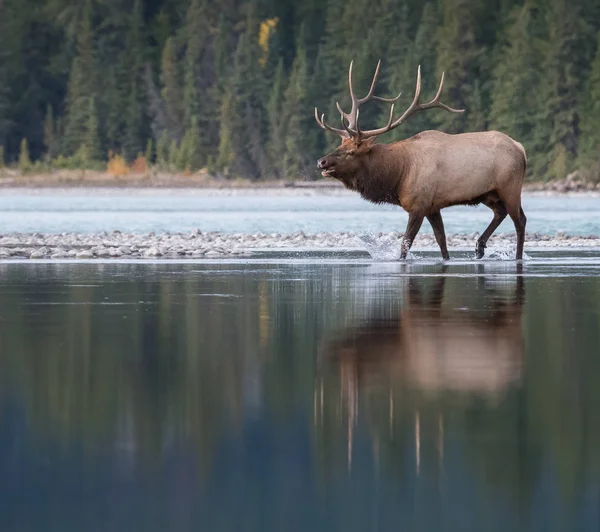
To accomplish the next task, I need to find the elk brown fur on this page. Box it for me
[315,62,528,260]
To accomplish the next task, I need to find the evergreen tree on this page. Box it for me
[282,47,314,179]
[19,138,31,173]
[434,0,484,133]
[540,0,586,180]
[84,95,102,161]
[122,0,147,161]
[577,31,600,179]
[266,60,286,178]
[43,105,58,160]
[161,37,184,142]
[312,0,348,151]
[215,90,237,175]
[227,11,269,178]
[489,1,543,173]
[156,131,170,170]
[62,0,99,156]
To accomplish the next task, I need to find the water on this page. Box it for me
[1,257,599,531]
[1,189,600,235]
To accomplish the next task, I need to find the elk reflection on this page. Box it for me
[319,265,525,469]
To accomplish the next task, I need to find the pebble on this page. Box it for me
[0,230,597,261]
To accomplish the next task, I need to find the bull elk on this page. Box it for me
[315,62,528,260]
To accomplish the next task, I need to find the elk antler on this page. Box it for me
[314,61,464,141]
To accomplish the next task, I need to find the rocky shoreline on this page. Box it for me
[0,231,599,260]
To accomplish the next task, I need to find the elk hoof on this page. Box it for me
[475,241,485,259]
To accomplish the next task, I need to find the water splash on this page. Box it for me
[485,240,531,261]
[355,232,413,261]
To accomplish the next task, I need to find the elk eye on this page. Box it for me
[347,150,355,156]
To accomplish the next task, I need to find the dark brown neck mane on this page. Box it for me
[338,143,408,206]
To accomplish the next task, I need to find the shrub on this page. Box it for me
[107,151,130,176]
[19,138,31,173]
[131,154,147,174]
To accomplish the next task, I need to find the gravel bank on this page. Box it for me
[0,231,599,260]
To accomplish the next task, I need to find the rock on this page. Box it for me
[30,248,48,259]
[118,246,132,255]
[76,250,94,259]
[144,246,162,257]
[51,251,69,259]
[205,250,222,258]
[92,246,110,257]
[0,247,12,258]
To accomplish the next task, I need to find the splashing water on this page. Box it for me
[484,240,531,261]
[355,232,422,261]
[356,232,530,262]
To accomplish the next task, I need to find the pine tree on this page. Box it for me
[62,0,99,157]
[19,138,31,173]
[227,11,269,178]
[85,95,102,162]
[161,37,184,142]
[489,1,543,176]
[540,0,586,180]
[282,47,314,179]
[156,130,170,170]
[145,138,154,165]
[266,60,286,178]
[122,0,147,161]
[0,43,10,153]
[404,2,440,137]
[215,91,235,175]
[578,31,600,179]
[43,105,58,160]
[434,0,484,133]
[312,0,348,151]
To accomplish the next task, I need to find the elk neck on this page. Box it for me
[347,142,410,207]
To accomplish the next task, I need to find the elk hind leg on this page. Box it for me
[427,211,450,260]
[401,213,424,259]
[509,206,527,260]
[476,201,507,259]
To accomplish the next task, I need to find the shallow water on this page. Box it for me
[0,255,599,531]
[1,189,600,235]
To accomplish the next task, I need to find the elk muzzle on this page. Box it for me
[317,156,336,177]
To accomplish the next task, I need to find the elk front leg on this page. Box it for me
[401,213,424,259]
[427,211,449,260]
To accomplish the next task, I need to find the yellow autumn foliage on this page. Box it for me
[258,17,278,66]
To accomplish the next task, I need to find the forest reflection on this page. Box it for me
[0,262,599,529]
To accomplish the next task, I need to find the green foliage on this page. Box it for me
[2,0,600,180]
[62,0,98,157]
[145,138,154,166]
[578,32,600,181]
[156,131,170,171]
[43,105,58,160]
[168,139,180,172]
[0,145,5,170]
[19,138,31,173]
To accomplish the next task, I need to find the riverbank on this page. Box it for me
[0,231,598,260]
[1,169,599,194]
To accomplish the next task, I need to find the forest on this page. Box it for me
[1,0,600,181]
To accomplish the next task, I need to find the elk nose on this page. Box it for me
[317,157,330,169]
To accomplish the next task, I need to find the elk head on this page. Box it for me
[315,61,463,181]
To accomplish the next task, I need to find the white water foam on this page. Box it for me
[356,232,530,262]
[484,241,531,261]
[355,232,423,261]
